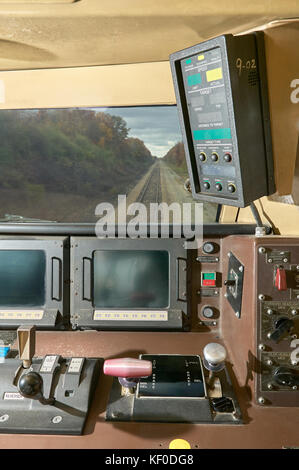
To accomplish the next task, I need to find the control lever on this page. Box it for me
[103,357,152,391]
[273,367,299,388]
[18,371,55,405]
[17,325,36,369]
[203,343,227,388]
[269,317,294,343]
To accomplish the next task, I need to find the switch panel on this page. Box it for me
[256,242,299,406]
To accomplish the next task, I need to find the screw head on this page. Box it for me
[268,258,273,263]
[258,247,266,254]
[52,416,62,424]
[259,294,265,301]
[291,360,298,366]
[291,309,297,316]
[0,414,9,422]
[292,385,298,390]
[258,397,265,405]
[283,258,288,263]
[267,383,273,390]
[259,343,266,351]
[267,309,273,315]
[267,359,273,366]
[239,266,244,272]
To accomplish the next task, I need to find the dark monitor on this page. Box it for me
[70,237,190,330]
[0,237,69,329]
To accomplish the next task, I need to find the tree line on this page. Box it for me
[0,109,154,198]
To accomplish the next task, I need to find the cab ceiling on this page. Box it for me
[0,0,298,70]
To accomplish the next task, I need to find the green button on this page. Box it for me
[186,59,192,65]
[203,273,216,280]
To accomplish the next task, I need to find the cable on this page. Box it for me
[250,202,263,227]
[215,204,222,222]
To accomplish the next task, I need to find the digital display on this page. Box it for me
[201,164,236,178]
[180,47,231,143]
[0,250,46,307]
[93,250,169,308]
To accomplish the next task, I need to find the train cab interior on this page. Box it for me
[0,0,298,450]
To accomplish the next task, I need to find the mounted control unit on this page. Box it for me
[170,32,275,207]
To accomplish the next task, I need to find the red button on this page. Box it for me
[275,268,287,291]
[202,279,216,287]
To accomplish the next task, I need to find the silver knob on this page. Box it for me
[203,343,227,372]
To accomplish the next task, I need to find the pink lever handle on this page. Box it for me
[103,358,152,378]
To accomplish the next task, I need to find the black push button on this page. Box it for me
[211,153,219,162]
[215,183,222,191]
[228,184,236,193]
[199,153,206,162]
[203,182,210,190]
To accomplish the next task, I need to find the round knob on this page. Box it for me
[203,343,227,372]
[211,153,219,162]
[202,306,215,318]
[227,184,236,193]
[199,152,206,162]
[103,358,152,379]
[215,183,222,191]
[203,181,210,190]
[202,241,217,254]
[18,372,43,399]
[224,153,232,162]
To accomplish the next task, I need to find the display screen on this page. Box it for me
[181,47,231,143]
[0,250,46,307]
[201,164,236,178]
[93,250,169,308]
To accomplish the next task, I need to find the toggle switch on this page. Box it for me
[275,267,287,291]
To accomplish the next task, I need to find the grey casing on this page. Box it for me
[0,356,101,435]
[170,32,275,207]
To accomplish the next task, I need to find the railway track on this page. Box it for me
[136,163,162,204]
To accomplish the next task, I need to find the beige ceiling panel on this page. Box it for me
[0,61,175,109]
[0,1,298,69]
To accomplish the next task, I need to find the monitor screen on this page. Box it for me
[0,250,46,307]
[93,250,169,309]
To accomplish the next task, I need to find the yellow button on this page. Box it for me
[169,439,191,449]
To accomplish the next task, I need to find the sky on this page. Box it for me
[96,106,183,158]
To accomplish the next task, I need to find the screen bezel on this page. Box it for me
[0,236,69,329]
[70,236,189,331]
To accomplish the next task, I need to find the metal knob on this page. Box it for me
[203,343,227,372]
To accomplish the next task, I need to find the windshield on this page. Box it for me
[0,106,217,223]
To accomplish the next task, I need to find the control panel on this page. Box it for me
[170,32,275,207]
[104,346,242,424]
[256,242,299,406]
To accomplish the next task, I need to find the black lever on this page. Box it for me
[274,367,299,387]
[269,317,294,343]
[18,371,55,405]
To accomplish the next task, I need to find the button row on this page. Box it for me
[203,182,236,193]
[199,152,232,163]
